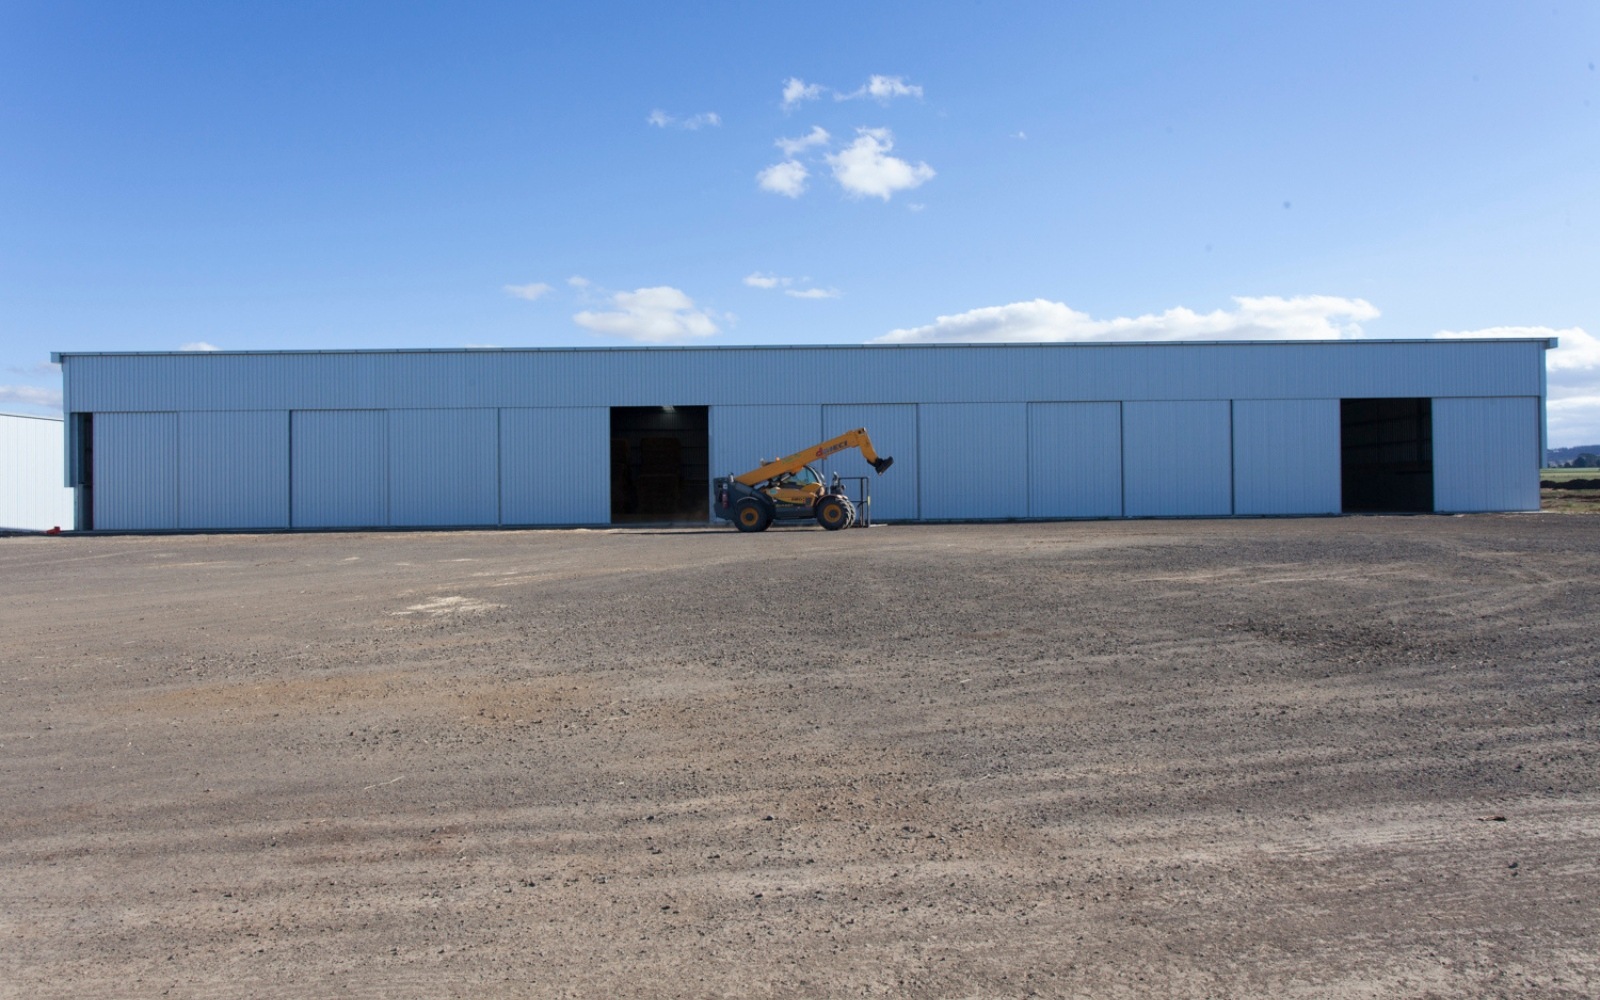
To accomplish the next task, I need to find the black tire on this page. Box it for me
[815,496,850,531]
[842,500,857,528]
[734,497,771,533]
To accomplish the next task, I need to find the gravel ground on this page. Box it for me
[2,515,1597,999]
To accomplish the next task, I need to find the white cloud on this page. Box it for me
[784,74,921,109]
[1011,131,1028,140]
[567,275,590,288]
[0,385,61,409]
[743,272,790,289]
[648,109,721,130]
[757,159,809,198]
[744,272,835,298]
[180,341,221,352]
[875,295,1381,344]
[573,286,720,343]
[1549,395,1600,447]
[503,282,553,301]
[765,80,931,200]
[776,125,830,156]
[825,128,935,200]
[838,75,923,102]
[781,77,823,109]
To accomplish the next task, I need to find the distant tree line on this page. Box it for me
[1546,444,1600,468]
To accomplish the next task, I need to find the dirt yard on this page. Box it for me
[2,515,1597,999]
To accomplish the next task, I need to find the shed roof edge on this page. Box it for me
[50,338,1557,360]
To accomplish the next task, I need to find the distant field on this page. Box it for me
[1541,467,1600,483]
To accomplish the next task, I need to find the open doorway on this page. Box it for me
[71,412,94,531]
[609,406,709,523]
[1341,398,1433,512]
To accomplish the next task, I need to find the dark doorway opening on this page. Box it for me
[609,406,710,523]
[72,412,94,531]
[1341,398,1433,512]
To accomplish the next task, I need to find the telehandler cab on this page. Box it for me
[712,428,893,532]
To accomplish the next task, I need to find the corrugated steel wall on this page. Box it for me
[820,404,919,521]
[1123,401,1234,517]
[0,414,75,530]
[1433,396,1541,512]
[1027,402,1123,518]
[501,407,610,525]
[179,411,289,528]
[95,412,178,529]
[919,403,1029,519]
[60,340,1549,413]
[292,410,388,528]
[388,409,499,526]
[1232,399,1342,515]
[710,405,823,482]
[57,340,1550,529]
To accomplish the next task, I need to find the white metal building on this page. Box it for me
[51,339,1551,531]
[1,412,76,531]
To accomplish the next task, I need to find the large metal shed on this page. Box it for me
[51,339,1551,531]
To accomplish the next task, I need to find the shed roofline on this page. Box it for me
[49,337,1558,362]
[0,411,64,423]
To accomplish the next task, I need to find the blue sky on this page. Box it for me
[3,1,1597,444]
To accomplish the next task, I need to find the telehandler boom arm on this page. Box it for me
[732,428,893,486]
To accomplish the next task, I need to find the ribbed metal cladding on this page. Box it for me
[1433,396,1541,512]
[94,412,178,529]
[51,339,1551,527]
[0,414,74,530]
[820,404,919,522]
[709,405,823,482]
[179,411,290,529]
[1232,399,1341,515]
[388,409,499,526]
[57,340,1550,412]
[1123,401,1233,517]
[919,403,1028,519]
[291,410,388,528]
[1027,402,1123,518]
[500,407,610,525]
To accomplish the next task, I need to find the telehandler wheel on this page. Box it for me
[842,500,857,528]
[815,496,850,531]
[734,497,772,533]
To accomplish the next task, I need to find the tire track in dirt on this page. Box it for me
[3,516,1598,998]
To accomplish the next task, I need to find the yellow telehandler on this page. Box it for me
[712,428,893,532]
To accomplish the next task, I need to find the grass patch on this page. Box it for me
[1541,467,1600,483]
[1542,491,1600,514]
[1540,469,1600,513]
